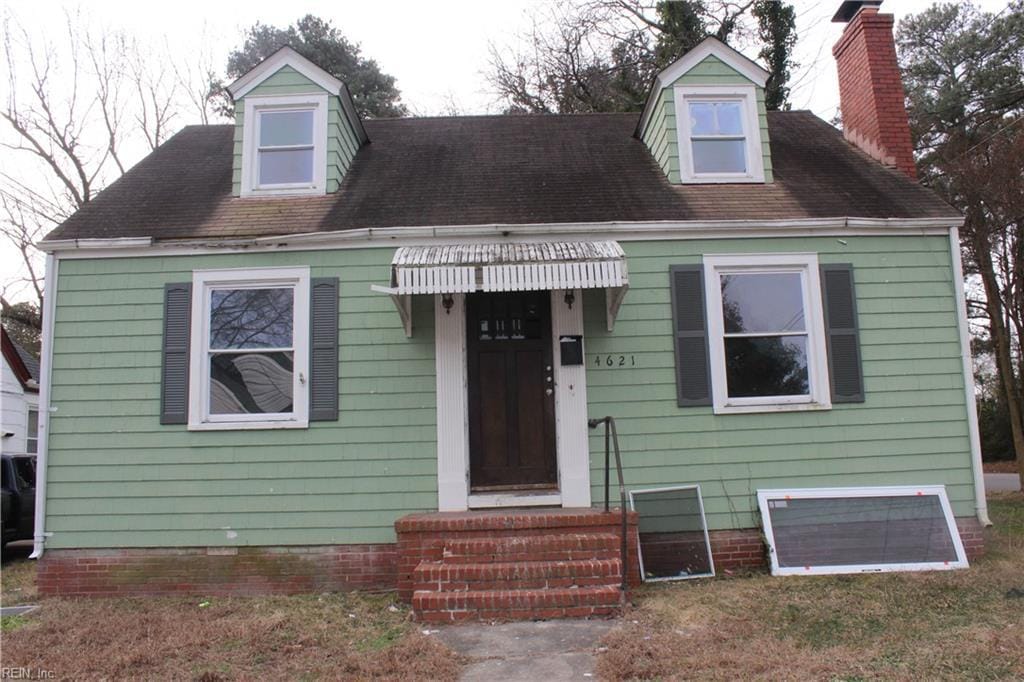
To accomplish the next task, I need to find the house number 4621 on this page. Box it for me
[593,354,636,367]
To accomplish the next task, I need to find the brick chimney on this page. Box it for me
[832,1,917,179]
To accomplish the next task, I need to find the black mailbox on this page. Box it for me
[559,335,584,366]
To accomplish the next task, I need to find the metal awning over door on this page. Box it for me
[371,241,629,336]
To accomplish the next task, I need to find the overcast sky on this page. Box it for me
[0,0,1011,302]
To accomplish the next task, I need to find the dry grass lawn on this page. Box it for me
[983,460,1021,474]
[597,492,1024,681]
[0,582,461,680]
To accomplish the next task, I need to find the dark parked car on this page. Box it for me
[1,454,36,550]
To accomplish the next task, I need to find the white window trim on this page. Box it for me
[757,485,969,576]
[241,94,328,197]
[703,253,831,415]
[674,85,765,184]
[188,266,310,431]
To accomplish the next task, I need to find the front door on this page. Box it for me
[466,291,557,489]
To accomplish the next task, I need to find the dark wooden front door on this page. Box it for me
[467,291,557,489]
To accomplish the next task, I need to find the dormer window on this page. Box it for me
[675,85,765,183]
[240,93,328,197]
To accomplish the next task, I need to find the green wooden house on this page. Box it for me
[30,2,988,621]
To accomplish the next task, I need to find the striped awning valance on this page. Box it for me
[388,241,628,295]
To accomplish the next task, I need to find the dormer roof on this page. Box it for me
[636,36,770,139]
[227,46,368,145]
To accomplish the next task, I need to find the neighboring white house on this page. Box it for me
[1,326,40,457]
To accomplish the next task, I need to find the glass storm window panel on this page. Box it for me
[210,288,294,349]
[259,110,314,147]
[724,335,809,397]
[258,148,314,185]
[630,486,714,581]
[209,351,294,414]
[692,139,746,173]
[758,487,968,575]
[721,273,805,333]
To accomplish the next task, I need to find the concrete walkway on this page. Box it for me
[985,473,1022,493]
[434,618,616,681]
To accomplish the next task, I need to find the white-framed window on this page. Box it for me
[241,94,328,197]
[188,267,310,430]
[26,407,39,454]
[703,253,830,414]
[674,85,765,183]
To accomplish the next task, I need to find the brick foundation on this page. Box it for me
[37,544,397,598]
[35,516,986,598]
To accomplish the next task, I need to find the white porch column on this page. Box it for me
[435,293,469,511]
[551,289,593,508]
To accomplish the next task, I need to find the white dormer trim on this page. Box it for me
[228,46,344,99]
[659,37,769,90]
[674,84,765,184]
[240,93,329,197]
[637,36,770,141]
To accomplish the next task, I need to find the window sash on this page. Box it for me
[702,255,830,413]
[205,284,296,422]
[189,268,310,430]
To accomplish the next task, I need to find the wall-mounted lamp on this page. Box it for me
[442,293,454,314]
[563,290,576,310]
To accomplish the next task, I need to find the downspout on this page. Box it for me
[30,253,58,558]
[949,227,992,526]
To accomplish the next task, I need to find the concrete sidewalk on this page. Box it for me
[435,618,616,681]
[985,473,1022,493]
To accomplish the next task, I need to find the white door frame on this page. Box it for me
[433,290,593,511]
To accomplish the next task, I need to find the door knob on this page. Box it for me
[545,388,553,396]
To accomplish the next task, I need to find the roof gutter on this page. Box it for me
[30,252,58,559]
[37,216,965,256]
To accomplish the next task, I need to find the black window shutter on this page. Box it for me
[160,282,192,425]
[820,263,865,403]
[309,277,340,421]
[669,265,712,406]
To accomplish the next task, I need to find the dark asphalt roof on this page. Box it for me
[44,111,958,243]
[13,339,39,382]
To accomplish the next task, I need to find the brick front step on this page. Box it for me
[413,558,622,591]
[412,585,622,622]
[396,508,635,533]
[441,533,620,563]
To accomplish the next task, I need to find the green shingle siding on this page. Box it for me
[47,249,436,548]
[231,65,360,196]
[583,235,973,531]
[641,54,773,183]
[44,234,975,550]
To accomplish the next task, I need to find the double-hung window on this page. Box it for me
[189,268,310,429]
[674,85,765,183]
[257,109,315,186]
[703,254,830,413]
[241,94,327,196]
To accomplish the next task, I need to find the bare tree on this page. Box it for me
[487,0,796,114]
[1,9,223,307]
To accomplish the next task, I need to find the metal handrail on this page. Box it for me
[588,416,628,597]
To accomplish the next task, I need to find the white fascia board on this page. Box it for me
[39,216,964,258]
[227,46,344,99]
[637,36,770,139]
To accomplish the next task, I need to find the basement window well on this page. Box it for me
[629,485,715,581]
[758,486,968,576]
